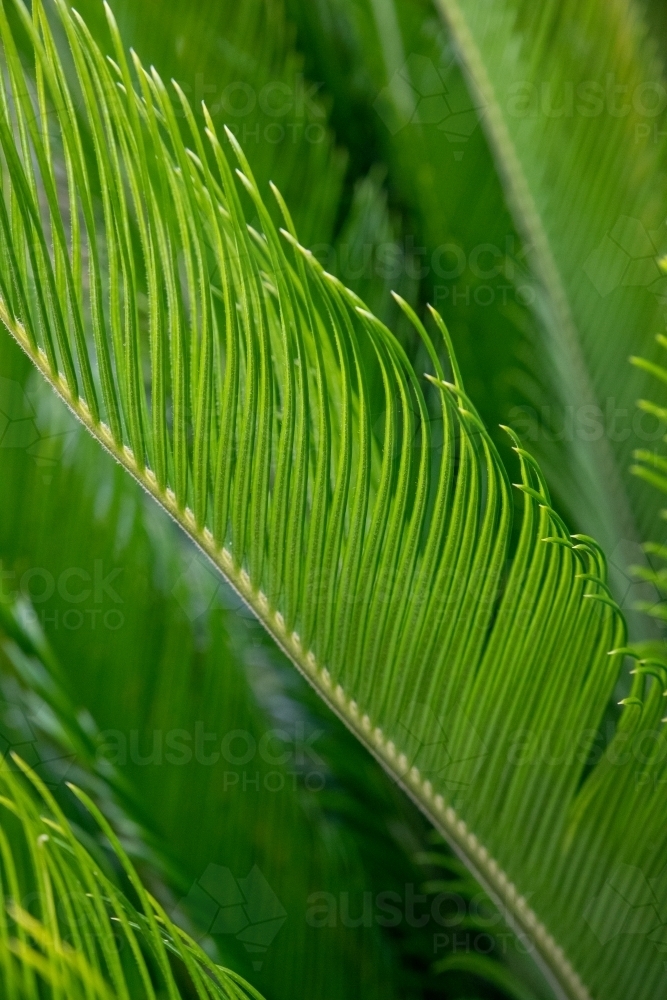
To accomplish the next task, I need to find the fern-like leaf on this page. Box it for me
[0,4,665,1000]
[0,755,264,999]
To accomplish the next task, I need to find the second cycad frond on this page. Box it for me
[0,2,665,999]
[0,757,263,1000]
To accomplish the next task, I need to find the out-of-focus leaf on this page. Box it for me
[0,756,266,1000]
[430,0,667,610]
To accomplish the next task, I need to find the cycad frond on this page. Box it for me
[432,0,667,597]
[0,756,264,999]
[0,4,666,1000]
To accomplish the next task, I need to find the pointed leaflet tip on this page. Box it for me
[235,168,253,193]
[102,0,116,26]
[629,666,667,692]
[426,304,463,389]
[514,483,548,504]
[389,298,443,380]
[499,423,518,441]
[224,124,242,156]
[583,595,622,621]
[424,375,461,402]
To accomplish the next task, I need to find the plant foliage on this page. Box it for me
[0,3,666,1000]
[0,755,264,999]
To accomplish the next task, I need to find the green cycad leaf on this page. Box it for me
[0,3,666,1000]
[431,0,667,603]
[0,755,265,999]
[70,0,346,250]
[0,365,404,1000]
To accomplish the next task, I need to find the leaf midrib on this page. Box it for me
[433,0,642,571]
[0,302,590,1000]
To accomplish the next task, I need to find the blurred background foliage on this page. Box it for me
[0,0,666,996]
